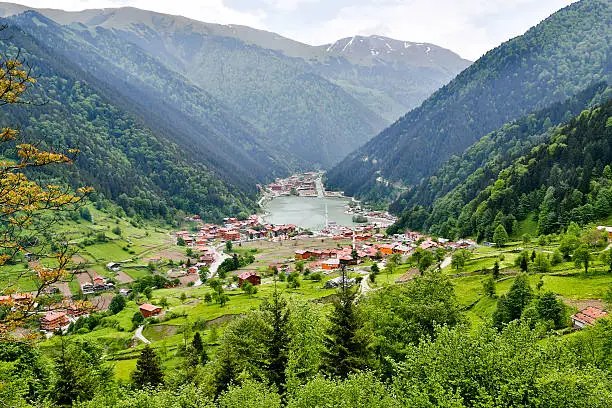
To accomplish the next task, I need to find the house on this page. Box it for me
[393,244,412,255]
[40,312,70,331]
[295,250,312,260]
[119,288,132,296]
[221,229,241,241]
[571,306,608,329]
[420,239,440,250]
[12,293,32,305]
[378,244,394,255]
[106,262,121,271]
[139,303,162,318]
[66,301,92,318]
[200,254,215,265]
[322,258,341,270]
[81,283,94,295]
[238,272,261,287]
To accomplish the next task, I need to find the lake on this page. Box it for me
[262,196,356,230]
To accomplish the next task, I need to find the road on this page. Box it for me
[194,245,231,286]
[133,325,150,344]
[358,261,385,298]
[440,256,452,269]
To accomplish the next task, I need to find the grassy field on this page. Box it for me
[0,205,178,294]
[17,215,612,382]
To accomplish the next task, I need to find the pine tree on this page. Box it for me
[191,331,209,364]
[520,255,529,273]
[261,283,289,393]
[322,268,368,379]
[132,345,164,388]
[492,261,500,279]
[192,332,204,354]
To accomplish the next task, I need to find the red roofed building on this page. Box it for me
[221,229,241,241]
[40,312,69,331]
[571,307,608,329]
[238,272,261,287]
[67,301,92,318]
[322,258,341,270]
[378,244,394,255]
[295,250,311,260]
[139,303,162,318]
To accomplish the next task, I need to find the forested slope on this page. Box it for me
[327,0,611,200]
[389,82,611,237]
[0,22,259,221]
[392,97,612,240]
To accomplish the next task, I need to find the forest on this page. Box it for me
[391,97,612,241]
[0,21,263,222]
[326,0,611,201]
[389,83,612,238]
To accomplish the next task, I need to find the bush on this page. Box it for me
[551,250,564,266]
[310,272,323,282]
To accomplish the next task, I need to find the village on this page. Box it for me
[3,178,612,339]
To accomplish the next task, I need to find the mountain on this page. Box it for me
[326,0,611,200]
[0,19,275,221]
[314,35,471,121]
[398,97,612,241]
[0,3,470,167]
[388,82,611,239]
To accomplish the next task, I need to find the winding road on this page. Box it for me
[193,245,231,286]
[133,325,150,344]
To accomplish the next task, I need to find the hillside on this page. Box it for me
[393,97,612,241]
[0,3,470,167]
[0,21,263,221]
[389,82,611,237]
[326,0,611,199]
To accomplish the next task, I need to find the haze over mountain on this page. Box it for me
[0,2,470,166]
[326,0,611,202]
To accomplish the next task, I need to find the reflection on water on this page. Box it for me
[262,196,356,230]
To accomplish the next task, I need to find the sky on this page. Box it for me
[4,0,577,60]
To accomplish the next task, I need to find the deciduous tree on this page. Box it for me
[493,224,509,247]
[0,51,90,334]
[573,245,591,273]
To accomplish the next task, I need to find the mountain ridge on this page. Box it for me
[0,2,470,129]
[326,0,611,200]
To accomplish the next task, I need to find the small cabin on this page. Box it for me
[139,303,162,318]
[238,272,261,287]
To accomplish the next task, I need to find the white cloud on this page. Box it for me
[3,0,577,60]
[281,0,576,59]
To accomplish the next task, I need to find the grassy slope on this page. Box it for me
[28,225,612,380]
